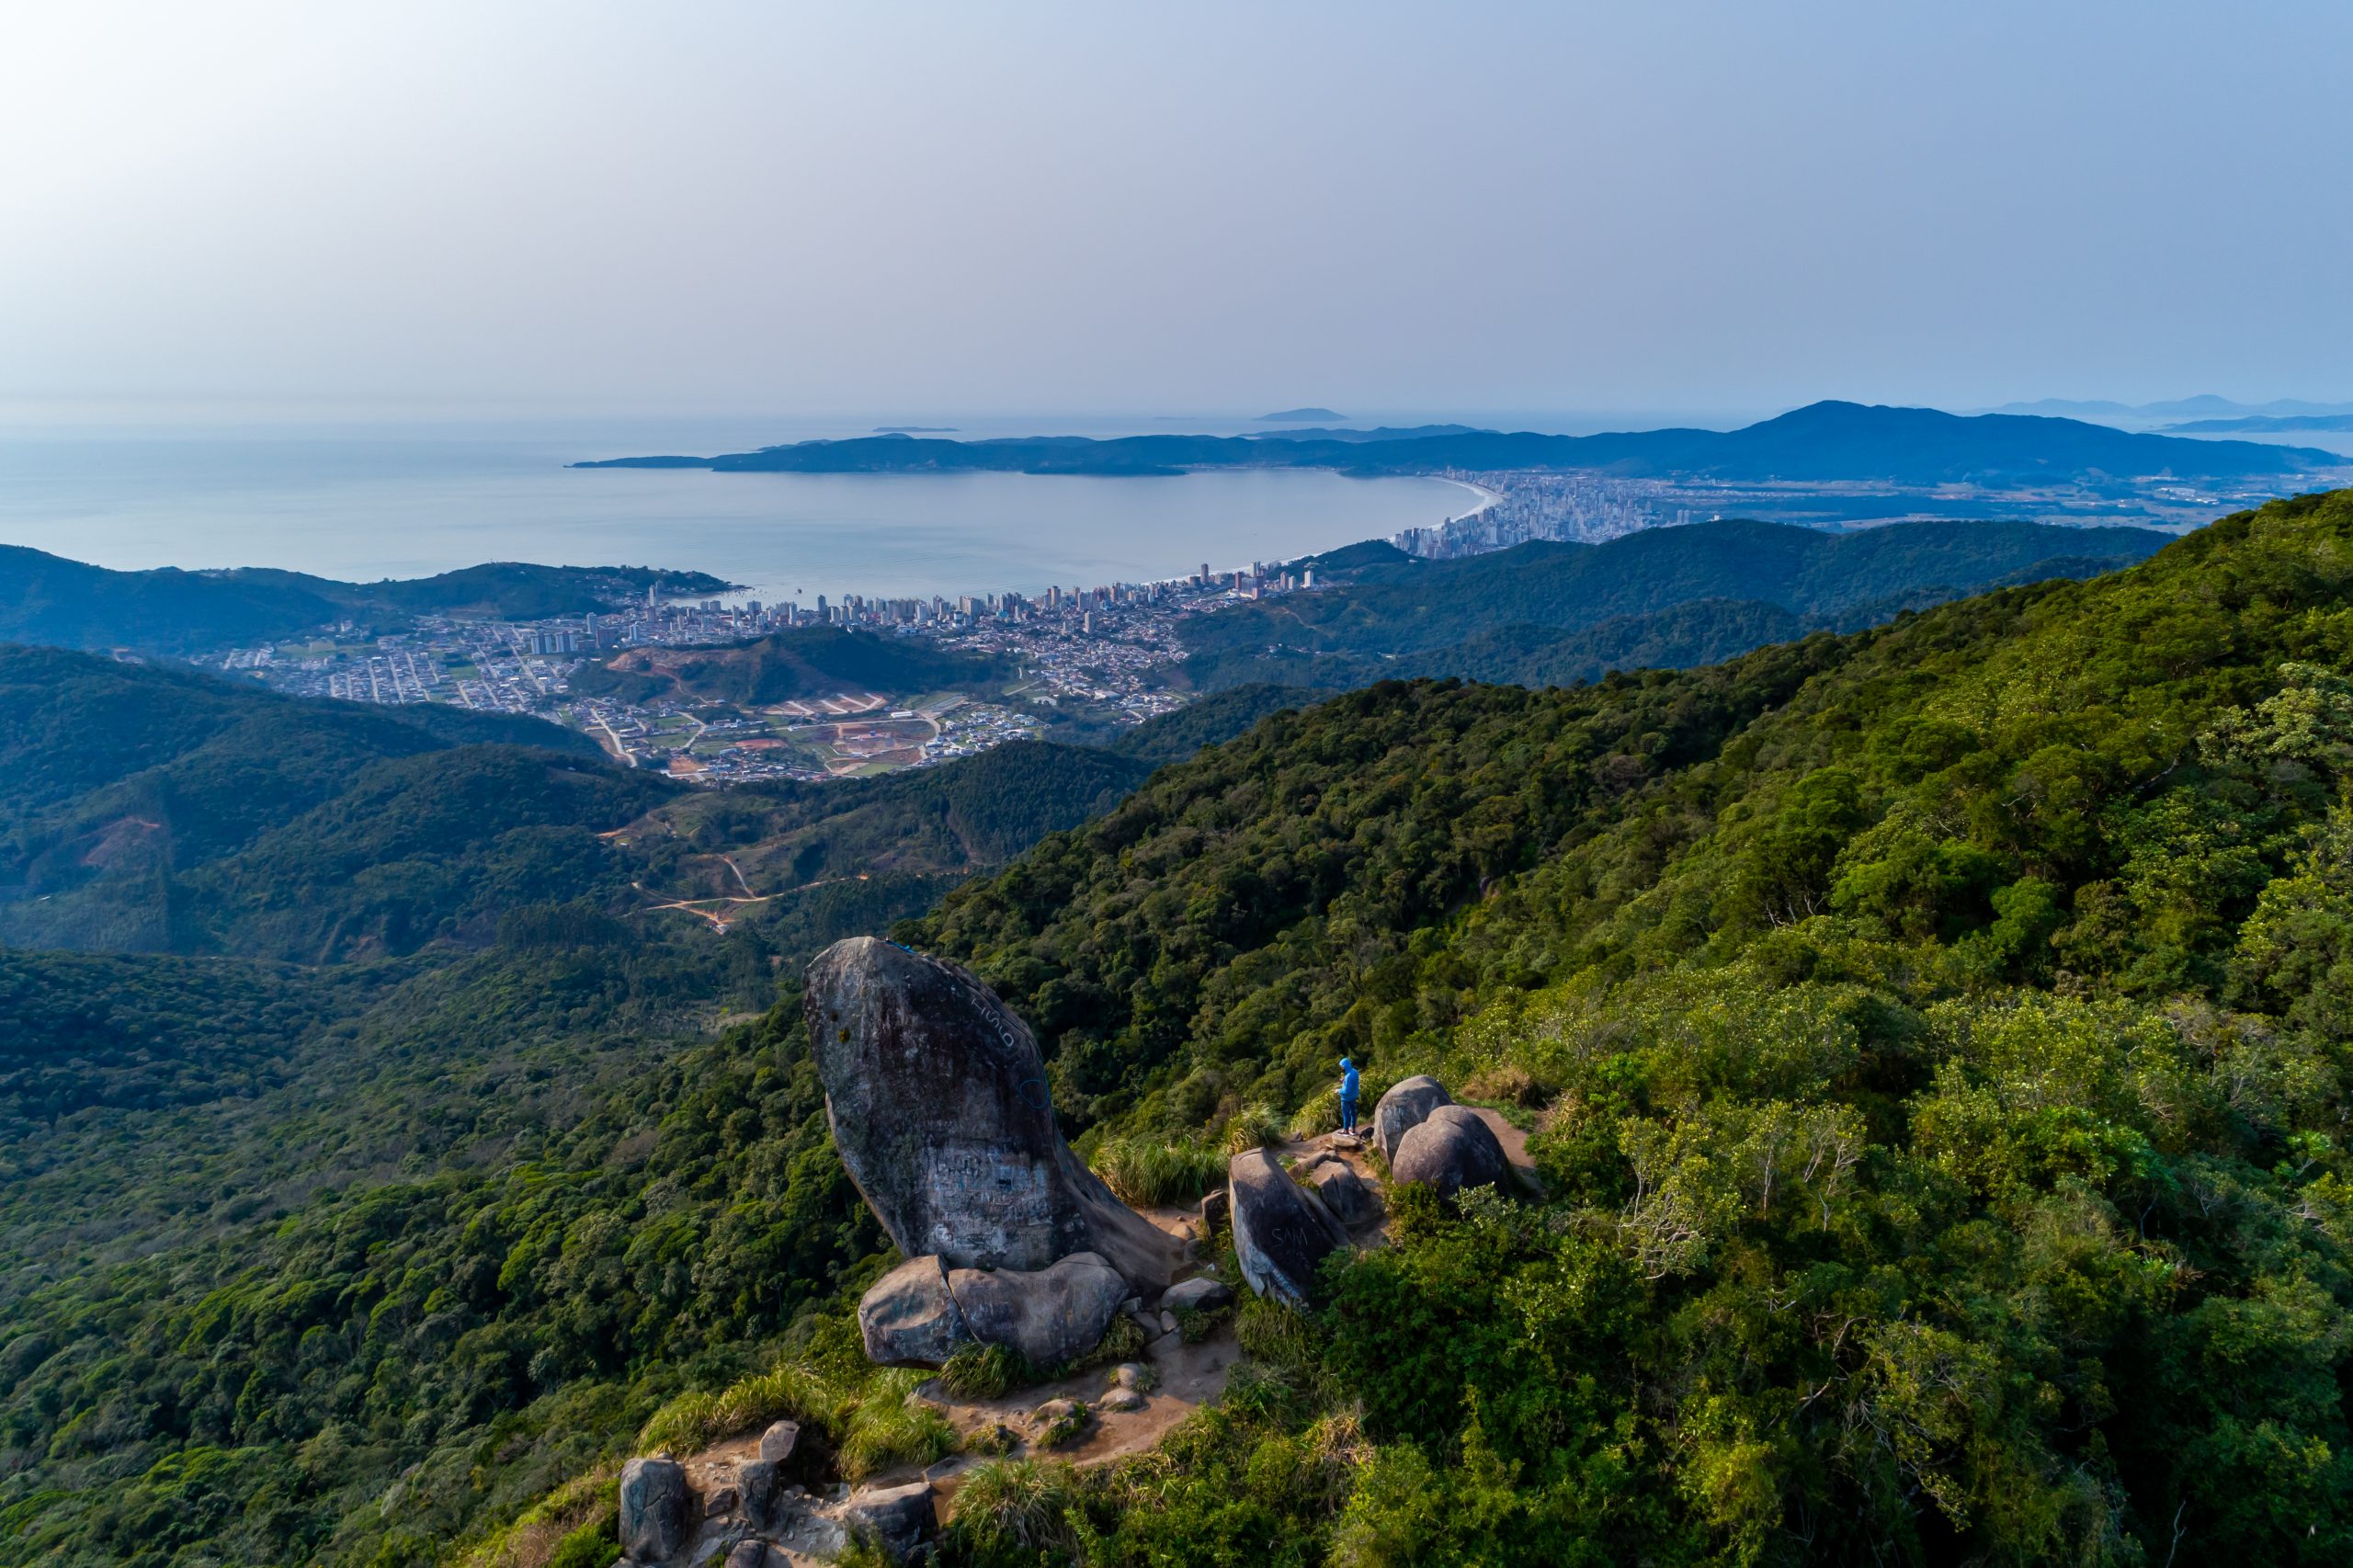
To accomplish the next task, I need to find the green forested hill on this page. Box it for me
[0,548,730,655]
[897,489,2353,1561]
[1176,517,2167,692]
[5,496,2353,1565]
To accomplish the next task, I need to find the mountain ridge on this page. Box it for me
[574,400,2341,483]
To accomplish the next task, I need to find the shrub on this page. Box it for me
[1065,1310,1148,1375]
[1033,1401,1091,1449]
[1090,1135,1227,1206]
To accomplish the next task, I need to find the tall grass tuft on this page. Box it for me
[835,1369,959,1480]
[636,1359,853,1459]
[1222,1104,1287,1155]
[939,1341,1030,1402]
[1091,1135,1227,1206]
[1288,1089,1341,1140]
[949,1459,1082,1556]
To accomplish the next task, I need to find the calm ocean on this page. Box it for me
[0,418,1472,603]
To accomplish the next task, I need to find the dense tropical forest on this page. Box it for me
[5,493,2353,1564]
[1169,517,2169,692]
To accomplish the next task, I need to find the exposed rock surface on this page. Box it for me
[807,937,1180,1293]
[861,1250,1132,1369]
[1372,1074,1453,1163]
[837,1480,938,1564]
[1228,1148,1349,1305]
[858,1255,972,1366]
[736,1457,782,1530]
[1306,1159,1381,1226]
[1161,1275,1233,1312]
[948,1252,1128,1369]
[1392,1103,1511,1197]
[618,1455,690,1562]
[756,1419,799,1464]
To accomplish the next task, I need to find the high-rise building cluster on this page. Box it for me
[1394,471,1669,558]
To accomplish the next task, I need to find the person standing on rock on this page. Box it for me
[1338,1057,1361,1136]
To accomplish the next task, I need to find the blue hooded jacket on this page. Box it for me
[1339,1058,1360,1099]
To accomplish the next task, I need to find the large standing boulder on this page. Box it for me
[1391,1104,1510,1197]
[618,1456,691,1562]
[858,1255,972,1366]
[1227,1149,1349,1305]
[1372,1075,1452,1163]
[839,1481,939,1564]
[948,1252,1128,1370]
[807,937,1181,1293]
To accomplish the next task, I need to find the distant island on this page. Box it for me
[871,425,959,433]
[1255,406,1346,422]
[573,401,2342,485]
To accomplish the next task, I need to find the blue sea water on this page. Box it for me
[0,418,1472,602]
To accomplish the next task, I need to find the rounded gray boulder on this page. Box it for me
[1391,1103,1510,1198]
[1372,1074,1453,1163]
[858,1255,972,1366]
[948,1251,1129,1370]
[839,1480,938,1564]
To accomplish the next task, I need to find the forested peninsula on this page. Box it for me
[574,401,2337,483]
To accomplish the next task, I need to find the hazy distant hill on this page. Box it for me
[2163,414,2353,434]
[0,545,732,655]
[1255,405,1345,421]
[1176,517,2170,689]
[576,400,2341,483]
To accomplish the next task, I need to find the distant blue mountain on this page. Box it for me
[1255,406,1347,422]
[575,400,2340,483]
[2162,415,2353,435]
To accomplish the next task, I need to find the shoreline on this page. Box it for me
[1434,476,1502,521]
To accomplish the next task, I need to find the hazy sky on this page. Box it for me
[4,2,2347,421]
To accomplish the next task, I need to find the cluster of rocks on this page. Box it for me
[1223,1074,1516,1305]
[808,937,1520,1385]
[808,938,1187,1371]
[610,1421,942,1567]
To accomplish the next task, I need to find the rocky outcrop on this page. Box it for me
[619,1455,691,1562]
[1161,1274,1234,1313]
[1227,1149,1349,1306]
[807,937,1181,1294]
[1372,1074,1452,1163]
[948,1252,1128,1370]
[756,1419,799,1465]
[858,1256,972,1366]
[1302,1156,1381,1226]
[1391,1104,1510,1197]
[736,1456,782,1531]
[838,1481,938,1564]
